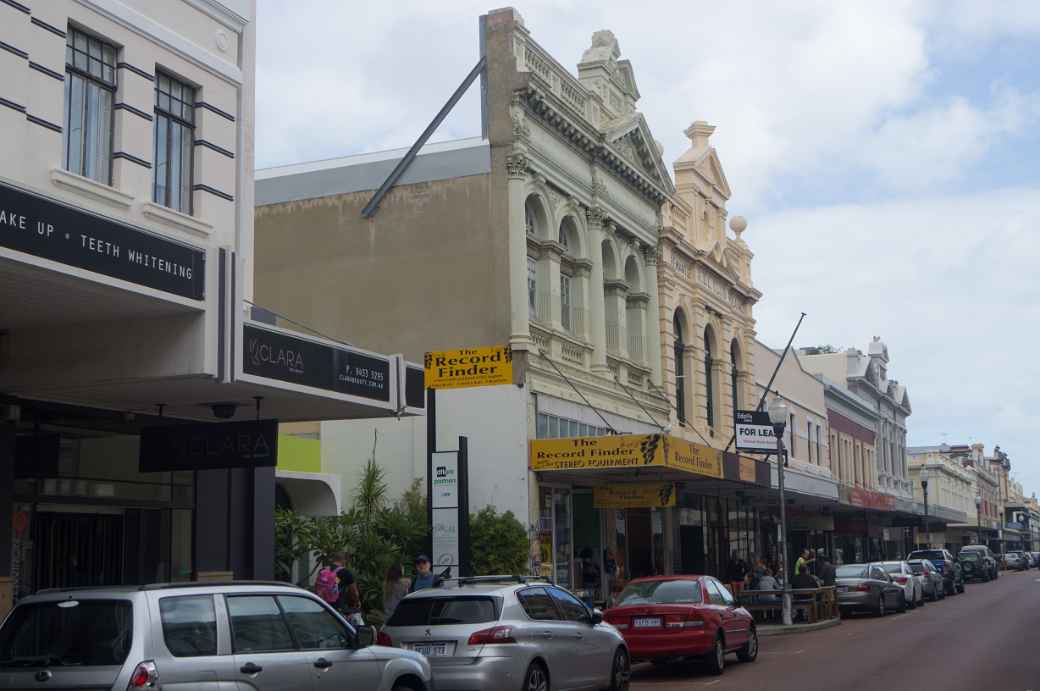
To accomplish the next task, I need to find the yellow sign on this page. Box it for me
[666,437,724,479]
[424,345,513,390]
[594,483,676,509]
[530,434,664,471]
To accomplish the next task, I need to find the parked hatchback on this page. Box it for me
[906,559,945,602]
[380,576,629,691]
[1004,551,1029,571]
[604,575,757,676]
[0,581,431,691]
[906,549,964,595]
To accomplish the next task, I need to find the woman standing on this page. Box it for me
[383,563,410,620]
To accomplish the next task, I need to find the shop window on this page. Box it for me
[64,27,116,184]
[154,72,196,214]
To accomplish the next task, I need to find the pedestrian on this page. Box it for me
[579,547,601,604]
[409,554,438,592]
[794,548,812,578]
[383,563,410,620]
[727,553,747,593]
[791,563,821,590]
[816,551,836,587]
[332,552,361,613]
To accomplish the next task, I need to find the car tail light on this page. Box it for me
[664,613,704,629]
[376,630,393,647]
[467,626,516,645]
[127,661,158,689]
[856,583,871,592]
[894,576,908,585]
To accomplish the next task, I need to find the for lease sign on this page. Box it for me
[424,345,513,389]
[735,410,779,454]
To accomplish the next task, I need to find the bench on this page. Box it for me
[736,586,838,624]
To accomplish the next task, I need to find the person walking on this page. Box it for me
[383,564,410,620]
[727,553,748,594]
[816,551,836,587]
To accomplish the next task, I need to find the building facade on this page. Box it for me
[0,0,413,614]
[907,445,973,551]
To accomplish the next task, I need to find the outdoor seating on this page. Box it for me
[736,586,838,625]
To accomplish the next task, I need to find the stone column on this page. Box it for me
[586,207,608,372]
[507,152,534,351]
[644,245,663,387]
[605,280,630,360]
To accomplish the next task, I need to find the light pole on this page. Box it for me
[975,494,983,545]
[920,468,931,549]
[768,397,792,626]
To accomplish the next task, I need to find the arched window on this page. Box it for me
[704,327,715,428]
[730,339,741,426]
[674,311,686,423]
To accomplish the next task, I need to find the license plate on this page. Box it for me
[411,642,453,657]
[633,617,662,628]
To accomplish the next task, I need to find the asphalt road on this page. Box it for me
[631,569,1040,691]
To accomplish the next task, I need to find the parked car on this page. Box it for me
[1004,551,1030,571]
[906,548,965,595]
[381,576,630,691]
[958,545,999,582]
[877,561,924,609]
[603,575,757,676]
[907,559,945,601]
[834,563,906,616]
[0,581,431,691]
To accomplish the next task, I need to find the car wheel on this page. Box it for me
[737,628,759,663]
[607,648,630,691]
[704,635,725,675]
[523,661,549,691]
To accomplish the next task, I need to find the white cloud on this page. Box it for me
[749,186,1040,493]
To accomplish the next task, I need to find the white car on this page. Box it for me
[878,561,924,609]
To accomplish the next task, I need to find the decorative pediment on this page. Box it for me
[604,114,675,194]
[675,121,732,200]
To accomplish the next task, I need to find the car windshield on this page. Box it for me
[908,563,925,574]
[616,580,702,606]
[908,550,945,561]
[0,600,132,668]
[387,597,500,627]
[835,565,869,579]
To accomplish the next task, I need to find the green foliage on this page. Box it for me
[469,507,529,576]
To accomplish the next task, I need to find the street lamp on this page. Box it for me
[920,468,930,549]
[975,494,983,545]
[768,397,792,626]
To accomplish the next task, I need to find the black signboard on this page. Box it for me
[243,323,390,402]
[405,365,425,409]
[0,182,205,299]
[140,419,278,472]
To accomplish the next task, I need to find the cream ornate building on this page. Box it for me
[658,123,760,445]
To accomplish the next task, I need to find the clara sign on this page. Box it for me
[140,419,278,472]
[735,410,778,454]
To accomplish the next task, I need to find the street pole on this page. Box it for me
[777,440,792,626]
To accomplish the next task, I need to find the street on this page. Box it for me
[632,570,1040,691]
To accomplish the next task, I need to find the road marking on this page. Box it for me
[702,681,721,687]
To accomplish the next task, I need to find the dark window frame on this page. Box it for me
[674,313,686,424]
[704,330,715,428]
[153,70,196,214]
[517,586,562,621]
[64,26,117,184]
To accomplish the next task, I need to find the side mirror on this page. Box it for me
[355,625,376,649]
[590,609,604,625]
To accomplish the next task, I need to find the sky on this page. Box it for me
[255,1,1040,496]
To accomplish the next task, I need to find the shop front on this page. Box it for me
[529,434,772,604]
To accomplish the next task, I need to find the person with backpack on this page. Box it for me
[315,552,360,613]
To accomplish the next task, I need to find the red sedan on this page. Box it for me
[603,575,758,675]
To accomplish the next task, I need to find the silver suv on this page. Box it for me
[381,576,629,691]
[0,581,430,691]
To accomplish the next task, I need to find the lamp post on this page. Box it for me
[975,494,983,545]
[920,468,930,549]
[768,397,792,626]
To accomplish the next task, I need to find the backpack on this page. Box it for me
[315,568,339,604]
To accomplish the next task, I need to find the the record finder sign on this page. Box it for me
[735,410,779,454]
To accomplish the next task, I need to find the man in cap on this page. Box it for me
[410,554,437,592]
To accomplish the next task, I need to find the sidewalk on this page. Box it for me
[759,618,841,637]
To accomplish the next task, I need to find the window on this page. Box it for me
[788,414,796,456]
[154,73,196,213]
[714,581,735,606]
[730,341,740,428]
[616,579,702,605]
[527,257,537,319]
[278,596,349,650]
[160,595,217,657]
[227,596,295,653]
[64,28,116,183]
[816,425,822,468]
[548,587,589,623]
[807,420,813,463]
[704,330,715,428]
[518,587,560,621]
[560,274,572,331]
[674,313,686,423]
[705,580,726,605]
[526,204,536,236]
[0,600,132,667]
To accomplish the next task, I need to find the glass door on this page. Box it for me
[553,489,573,589]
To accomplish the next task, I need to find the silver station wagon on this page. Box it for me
[0,581,431,691]
[380,576,629,691]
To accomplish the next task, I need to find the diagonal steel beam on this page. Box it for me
[361,56,487,219]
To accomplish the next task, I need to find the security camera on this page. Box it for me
[211,402,239,419]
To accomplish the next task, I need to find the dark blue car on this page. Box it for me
[906,549,965,594]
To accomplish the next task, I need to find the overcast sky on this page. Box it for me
[255,1,1040,497]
